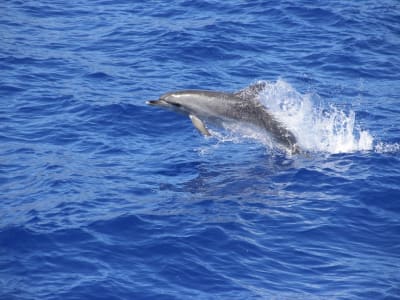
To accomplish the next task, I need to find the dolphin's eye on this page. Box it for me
[171,103,181,107]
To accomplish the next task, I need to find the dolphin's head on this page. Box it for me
[147,89,228,119]
[146,91,196,115]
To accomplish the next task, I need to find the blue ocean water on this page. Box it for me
[1,0,400,299]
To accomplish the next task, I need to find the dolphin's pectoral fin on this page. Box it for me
[189,114,211,136]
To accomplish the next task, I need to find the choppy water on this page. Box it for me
[1,1,400,299]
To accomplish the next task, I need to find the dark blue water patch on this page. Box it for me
[10,1,90,19]
[0,226,54,254]
[84,71,113,80]
[285,4,341,26]
[81,103,180,139]
[84,215,245,296]
[0,84,25,95]
[359,180,400,215]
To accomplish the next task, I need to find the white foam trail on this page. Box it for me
[255,79,374,154]
[374,142,400,153]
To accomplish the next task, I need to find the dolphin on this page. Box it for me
[147,82,301,154]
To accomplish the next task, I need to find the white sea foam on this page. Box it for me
[209,79,375,154]
[374,142,400,154]
[253,79,375,154]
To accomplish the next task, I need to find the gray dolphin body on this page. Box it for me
[147,82,301,154]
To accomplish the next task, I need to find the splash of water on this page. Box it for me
[256,79,374,154]
[203,79,379,154]
[208,79,373,155]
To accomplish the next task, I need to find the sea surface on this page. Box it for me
[1,1,400,299]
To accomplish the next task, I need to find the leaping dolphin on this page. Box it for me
[147,82,301,154]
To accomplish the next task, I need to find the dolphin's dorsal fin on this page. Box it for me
[233,81,267,100]
[189,114,211,136]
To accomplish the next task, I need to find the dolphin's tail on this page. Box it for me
[257,108,301,154]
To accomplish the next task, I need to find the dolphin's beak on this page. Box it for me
[146,99,170,107]
[146,100,160,105]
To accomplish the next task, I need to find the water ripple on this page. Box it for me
[1,0,400,299]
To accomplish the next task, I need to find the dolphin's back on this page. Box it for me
[166,90,244,118]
